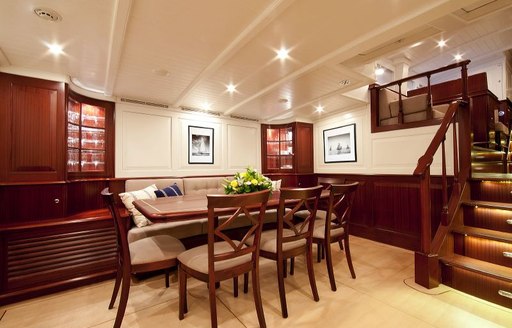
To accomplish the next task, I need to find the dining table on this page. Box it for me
[132,189,330,223]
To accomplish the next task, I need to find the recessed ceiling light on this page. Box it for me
[226,83,236,93]
[315,105,324,113]
[47,43,63,55]
[437,39,447,48]
[454,53,463,61]
[276,47,290,60]
[202,102,211,110]
[375,65,385,76]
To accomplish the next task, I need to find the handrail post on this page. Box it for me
[441,139,448,225]
[418,169,432,253]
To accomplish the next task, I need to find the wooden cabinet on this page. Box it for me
[261,122,313,174]
[66,91,114,178]
[0,73,66,182]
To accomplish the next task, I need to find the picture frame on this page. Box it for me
[323,123,356,163]
[188,126,214,164]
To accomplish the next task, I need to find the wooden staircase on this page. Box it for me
[471,145,507,173]
[438,171,512,308]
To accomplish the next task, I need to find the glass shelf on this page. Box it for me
[67,98,107,173]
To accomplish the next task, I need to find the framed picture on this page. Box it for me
[323,123,357,163]
[188,126,214,164]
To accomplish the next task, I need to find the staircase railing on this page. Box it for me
[412,62,471,288]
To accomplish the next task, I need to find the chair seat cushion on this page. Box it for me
[177,241,251,274]
[310,223,345,239]
[130,235,185,266]
[246,229,306,253]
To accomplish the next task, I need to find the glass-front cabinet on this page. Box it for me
[66,91,114,178]
[261,122,313,174]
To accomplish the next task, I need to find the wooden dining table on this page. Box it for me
[132,189,329,222]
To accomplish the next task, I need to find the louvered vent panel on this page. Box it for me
[6,228,117,290]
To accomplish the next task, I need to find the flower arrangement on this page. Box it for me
[224,167,272,194]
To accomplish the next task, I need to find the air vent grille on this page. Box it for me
[34,8,62,22]
[120,98,169,109]
[229,114,259,122]
[180,106,221,116]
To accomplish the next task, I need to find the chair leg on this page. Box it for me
[252,268,267,328]
[243,272,249,294]
[283,259,287,278]
[179,267,188,320]
[113,271,131,328]
[306,242,319,302]
[233,276,238,297]
[208,274,218,328]
[316,242,322,263]
[338,239,344,250]
[324,240,337,291]
[344,236,356,279]
[276,259,288,318]
[165,269,170,288]
[289,257,295,276]
[108,265,123,309]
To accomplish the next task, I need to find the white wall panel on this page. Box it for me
[227,124,259,170]
[115,102,261,177]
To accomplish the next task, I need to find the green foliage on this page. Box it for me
[224,167,272,194]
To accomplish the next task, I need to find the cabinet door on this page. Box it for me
[294,122,313,173]
[0,73,65,182]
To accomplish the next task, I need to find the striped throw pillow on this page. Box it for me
[154,183,183,198]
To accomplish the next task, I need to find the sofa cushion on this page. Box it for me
[126,178,184,193]
[119,184,157,228]
[183,176,227,195]
[379,88,398,120]
[154,183,183,198]
[128,220,204,243]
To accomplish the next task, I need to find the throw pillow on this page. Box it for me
[119,184,157,227]
[271,179,282,191]
[155,183,183,198]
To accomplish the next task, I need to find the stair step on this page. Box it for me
[462,200,512,211]
[451,225,512,243]
[440,254,512,282]
[462,202,512,233]
[472,152,505,161]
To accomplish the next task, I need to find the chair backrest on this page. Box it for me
[206,189,271,270]
[101,188,131,268]
[327,182,359,233]
[317,176,346,190]
[278,185,323,246]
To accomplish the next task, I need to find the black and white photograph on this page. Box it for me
[323,124,356,163]
[188,126,214,164]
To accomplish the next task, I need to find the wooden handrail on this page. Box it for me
[409,62,472,289]
[378,60,471,90]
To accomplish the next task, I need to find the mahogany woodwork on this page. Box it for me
[462,203,512,233]
[261,122,313,174]
[0,73,66,182]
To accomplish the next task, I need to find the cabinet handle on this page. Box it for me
[507,219,512,225]
[54,198,60,204]
[498,290,512,299]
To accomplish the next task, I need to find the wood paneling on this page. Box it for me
[0,73,65,182]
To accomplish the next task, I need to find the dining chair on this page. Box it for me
[317,176,345,190]
[177,189,271,328]
[246,185,323,318]
[101,188,186,328]
[300,182,359,291]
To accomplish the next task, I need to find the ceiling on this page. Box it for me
[0,0,511,123]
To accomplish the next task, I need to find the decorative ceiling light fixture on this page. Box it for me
[375,64,385,76]
[437,39,447,48]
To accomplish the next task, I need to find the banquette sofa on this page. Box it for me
[378,88,449,126]
[121,176,278,245]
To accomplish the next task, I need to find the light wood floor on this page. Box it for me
[1,236,510,327]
